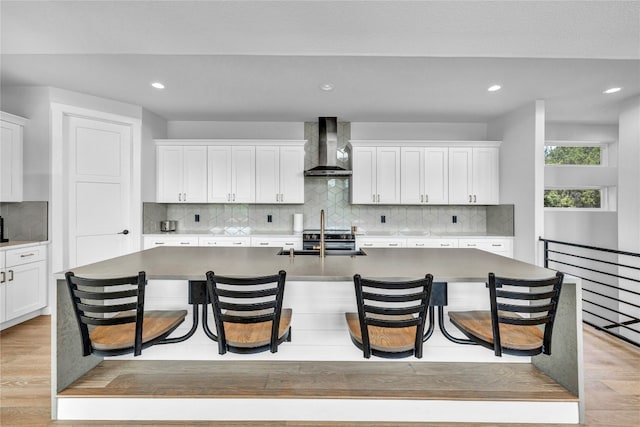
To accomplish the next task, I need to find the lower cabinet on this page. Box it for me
[1,245,47,326]
[143,236,199,249]
[199,236,250,247]
[250,236,302,250]
[357,237,406,249]
[406,238,458,248]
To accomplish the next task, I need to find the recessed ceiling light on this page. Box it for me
[151,82,165,90]
[319,83,334,92]
[487,84,502,92]
[603,87,621,94]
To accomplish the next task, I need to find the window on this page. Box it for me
[544,189,602,208]
[544,145,602,165]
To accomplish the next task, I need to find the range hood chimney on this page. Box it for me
[304,117,352,177]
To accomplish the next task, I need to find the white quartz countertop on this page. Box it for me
[0,240,49,250]
[59,246,551,283]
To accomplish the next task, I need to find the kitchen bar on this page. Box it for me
[53,246,583,423]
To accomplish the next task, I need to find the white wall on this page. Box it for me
[487,101,545,264]
[350,122,487,140]
[167,121,303,139]
[141,109,167,202]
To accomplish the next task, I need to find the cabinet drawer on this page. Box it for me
[250,237,302,250]
[143,236,199,249]
[459,238,513,257]
[357,238,406,248]
[6,246,46,267]
[406,238,458,248]
[199,237,250,247]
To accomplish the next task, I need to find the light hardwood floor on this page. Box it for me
[1,316,638,426]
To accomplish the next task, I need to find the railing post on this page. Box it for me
[543,239,549,268]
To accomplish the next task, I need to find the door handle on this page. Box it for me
[118,229,129,235]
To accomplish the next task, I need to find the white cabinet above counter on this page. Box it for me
[350,140,501,206]
[155,140,306,205]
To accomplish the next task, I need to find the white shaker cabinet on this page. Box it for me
[255,144,305,204]
[199,236,250,247]
[156,146,207,203]
[143,235,199,249]
[351,145,401,204]
[406,238,458,248]
[0,112,27,202]
[356,236,406,249]
[250,236,302,250]
[208,146,255,203]
[449,146,499,205]
[401,146,448,205]
[1,245,47,326]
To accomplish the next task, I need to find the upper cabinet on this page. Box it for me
[208,145,255,203]
[157,145,208,203]
[351,144,401,204]
[0,112,27,202]
[401,146,448,205]
[255,143,305,204]
[449,146,499,204]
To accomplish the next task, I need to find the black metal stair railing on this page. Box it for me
[540,237,640,347]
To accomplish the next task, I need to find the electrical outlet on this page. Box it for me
[452,215,457,224]
[195,214,200,222]
[267,214,272,223]
[381,215,386,224]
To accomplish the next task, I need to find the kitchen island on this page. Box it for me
[53,246,583,423]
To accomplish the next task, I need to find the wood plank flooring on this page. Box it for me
[1,316,639,426]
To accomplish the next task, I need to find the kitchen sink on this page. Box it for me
[278,249,367,257]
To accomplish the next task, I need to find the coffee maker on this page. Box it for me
[0,216,8,243]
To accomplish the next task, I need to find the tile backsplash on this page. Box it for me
[143,121,514,236]
[0,201,48,241]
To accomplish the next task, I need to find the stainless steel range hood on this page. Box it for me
[304,117,352,177]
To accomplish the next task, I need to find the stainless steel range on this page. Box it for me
[302,229,356,252]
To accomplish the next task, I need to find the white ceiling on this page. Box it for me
[1,1,639,123]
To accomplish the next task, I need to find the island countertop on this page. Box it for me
[59,246,555,282]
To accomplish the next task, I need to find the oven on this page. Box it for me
[302,229,356,252]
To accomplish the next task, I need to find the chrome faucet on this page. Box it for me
[319,209,326,258]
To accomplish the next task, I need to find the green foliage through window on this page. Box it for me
[544,189,601,208]
[544,146,601,165]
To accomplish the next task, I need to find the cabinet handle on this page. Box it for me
[154,242,165,245]
[491,243,503,247]
[233,242,243,245]
[183,193,187,202]
[178,193,182,202]
[363,243,373,247]
[180,242,191,245]
[372,194,376,202]
[20,253,35,258]
[440,243,450,247]
[259,242,269,246]
[1,271,5,283]
[280,193,284,202]
[8,270,14,281]
[473,195,477,203]
[469,195,472,203]
[467,243,477,247]
[416,243,425,247]
[389,243,399,247]
[425,194,428,203]
[377,194,380,203]
[227,193,230,201]
[233,193,236,202]
[420,195,424,203]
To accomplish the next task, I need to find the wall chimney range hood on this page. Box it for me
[304,117,352,177]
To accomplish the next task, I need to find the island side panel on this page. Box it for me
[56,278,102,391]
[532,279,584,422]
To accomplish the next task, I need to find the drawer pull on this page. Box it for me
[260,242,269,246]
[8,270,14,281]
[440,244,450,247]
[155,242,165,245]
[20,253,36,258]
[389,243,399,247]
[415,243,425,247]
[233,242,243,245]
[1,271,4,283]
[492,243,503,247]
[180,242,190,245]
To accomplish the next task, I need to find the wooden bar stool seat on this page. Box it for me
[448,272,564,357]
[205,270,291,355]
[65,271,187,357]
[345,274,433,359]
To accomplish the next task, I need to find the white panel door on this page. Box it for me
[472,147,499,204]
[67,116,132,268]
[351,146,376,204]
[279,145,305,203]
[255,146,280,203]
[376,146,401,204]
[0,120,23,202]
[231,146,255,203]
[449,147,473,204]
[400,146,424,204]
[207,146,232,202]
[182,146,207,203]
[424,147,449,204]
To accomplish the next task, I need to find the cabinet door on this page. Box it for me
[400,147,424,204]
[231,146,255,203]
[182,146,207,203]
[351,146,377,204]
[157,146,184,202]
[255,146,280,203]
[424,147,449,204]
[449,147,473,204]
[376,147,401,204]
[4,261,46,321]
[279,146,305,203]
[207,146,232,202]
[0,120,23,202]
[472,147,499,204]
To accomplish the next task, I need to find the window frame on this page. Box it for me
[544,140,609,167]
[543,186,612,211]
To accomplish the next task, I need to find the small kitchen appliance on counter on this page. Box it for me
[160,220,177,232]
[0,216,8,243]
